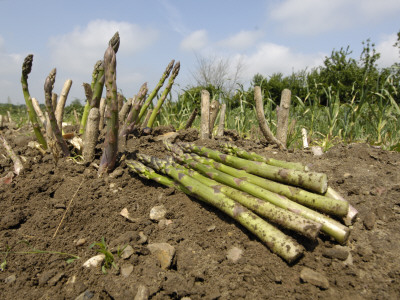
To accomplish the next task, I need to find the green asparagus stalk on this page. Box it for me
[172,152,349,244]
[119,82,148,137]
[20,54,47,149]
[140,155,304,263]
[80,60,103,134]
[139,153,321,240]
[326,187,358,225]
[180,143,328,194]
[184,152,348,218]
[137,60,175,123]
[98,44,119,175]
[222,143,308,171]
[82,60,105,162]
[126,159,184,192]
[146,62,180,129]
[44,68,70,157]
[90,61,105,109]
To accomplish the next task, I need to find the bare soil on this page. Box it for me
[0,125,399,299]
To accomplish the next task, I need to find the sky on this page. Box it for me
[0,0,399,105]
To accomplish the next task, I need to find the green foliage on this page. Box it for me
[89,237,117,274]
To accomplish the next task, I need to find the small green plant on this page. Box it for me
[116,244,128,258]
[0,240,79,271]
[89,237,117,274]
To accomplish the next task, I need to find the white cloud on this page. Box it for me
[269,0,400,35]
[237,43,325,81]
[48,19,159,74]
[180,30,208,52]
[218,30,264,50]
[0,35,25,102]
[376,33,399,67]
[159,0,188,35]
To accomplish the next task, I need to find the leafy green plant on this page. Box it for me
[89,237,117,274]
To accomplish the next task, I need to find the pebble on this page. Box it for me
[137,231,147,244]
[311,146,324,156]
[322,245,349,261]
[207,225,216,232]
[121,245,134,259]
[54,203,66,209]
[147,243,176,269]
[343,173,352,179]
[363,212,376,230]
[158,218,173,229]
[120,208,138,222]
[4,274,16,284]
[226,246,243,263]
[134,284,149,300]
[149,205,167,221]
[82,254,105,268]
[300,267,330,289]
[120,264,134,277]
[75,289,94,300]
[75,238,86,247]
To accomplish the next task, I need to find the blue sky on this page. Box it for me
[0,0,399,104]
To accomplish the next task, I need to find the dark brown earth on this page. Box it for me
[0,124,399,299]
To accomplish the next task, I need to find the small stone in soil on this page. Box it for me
[227,246,243,263]
[207,225,216,232]
[121,245,134,259]
[134,284,149,300]
[147,243,176,269]
[322,245,349,261]
[75,289,94,300]
[363,212,376,230]
[120,264,134,277]
[149,205,167,221]
[300,267,330,290]
[4,274,16,284]
[75,238,86,246]
[137,231,147,244]
[82,254,105,268]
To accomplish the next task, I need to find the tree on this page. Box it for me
[190,53,245,98]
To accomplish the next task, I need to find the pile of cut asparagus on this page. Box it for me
[126,142,357,263]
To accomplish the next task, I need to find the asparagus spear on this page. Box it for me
[80,60,103,134]
[222,143,308,171]
[119,82,148,137]
[98,44,119,175]
[326,187,359,225]
[139,153,321,240]
[137,60,175,124]
[184,151,348,218]
[138,155,304,263]
[126,159,184,192]
[20,54,47,149]
[180,143,328,194]
[146,61,180,128]
[172,152,349,244]
[44,68,70,157]
[83,61,105,162]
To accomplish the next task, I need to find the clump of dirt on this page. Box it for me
[0,125,399,299]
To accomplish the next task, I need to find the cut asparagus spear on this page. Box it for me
[179,143,328,194]
[222,143,308,171]
[172,152,349,244]
[139,155,304,263]
[138,153,321,240]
